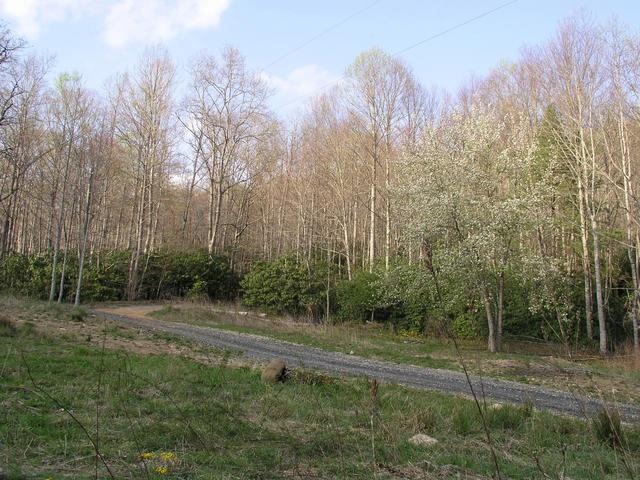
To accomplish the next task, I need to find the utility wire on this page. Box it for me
[393,0,518,56]
[262,0,384,71]
[274,0,520,110]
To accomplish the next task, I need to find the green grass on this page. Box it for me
[2,309,640,479]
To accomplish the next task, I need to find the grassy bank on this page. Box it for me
[0,297,639,478]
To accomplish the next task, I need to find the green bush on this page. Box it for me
[503,271,551,339]
[335,270,381,322]
[451,313,478,339]
[0,253,52,298]
[0,253,31,293]
[378,262,436,333]
[136,250,237,301]
[187,278,208,301]
[0,249,238,303]
[79,250,129,301]
[240,256,325,316]
[335,262,438,332]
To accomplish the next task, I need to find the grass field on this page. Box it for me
[1,296,640,479]
[148,303,640,405]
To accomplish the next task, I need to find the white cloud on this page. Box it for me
[262,64,339,109]
[0,0,230,47]
[103,0,230,48]
[0,0,94,38]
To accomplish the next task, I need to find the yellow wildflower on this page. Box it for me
[141,452,156,460]
[159,451,177,463]
[154,465,169,475]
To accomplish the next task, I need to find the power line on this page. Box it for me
[274,0,520,111]
[262,0,384,71]
[393,0,519,56]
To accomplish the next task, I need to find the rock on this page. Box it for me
[261,359,287,384]
[409,434,438,447]
[258,313,267,318]
[238,311,249,316]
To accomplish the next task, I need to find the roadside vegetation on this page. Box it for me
[2,296,640,479]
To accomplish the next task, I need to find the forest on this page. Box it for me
[1,14,640,355]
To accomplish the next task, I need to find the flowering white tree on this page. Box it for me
[397,105,538,352]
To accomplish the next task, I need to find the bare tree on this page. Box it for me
[46,72,92,302]
[117,49,175,299]
[343,48,421,271]
[183,47,270,254]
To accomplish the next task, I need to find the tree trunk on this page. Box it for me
[384,155,390,272]
[591,215,607,355]
[75,166,95,306]
[577,176,594,339]
[49,144,73,302]
[482,286,498,353]
[496,272,504,353]
[369,179,376,272]
[208,179,224,254]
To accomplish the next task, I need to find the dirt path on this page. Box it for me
[95,304,164,320]
[93,305,640,423]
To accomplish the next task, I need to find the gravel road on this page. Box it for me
[94,309,640,423]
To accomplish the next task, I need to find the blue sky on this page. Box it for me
[1,0,639,116]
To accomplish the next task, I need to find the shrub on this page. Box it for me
[381,262,435,331]
[452,313,478,339]
[0,253,53,298]
[335,270,381,323]
[0,253,31,294]
[79,250,129,302]
[187,278,208,301]
[135,250,237,301]
[240,256,324,316]
[20,321,36,336]
[0,249,238,303]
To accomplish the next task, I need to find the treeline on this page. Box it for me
[2,15,640,353]
[1,249,631,351]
